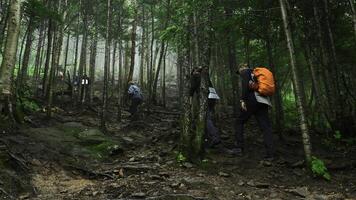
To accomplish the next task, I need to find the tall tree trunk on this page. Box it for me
[152,42,165,103]
[63,31,70,83]
[78,14,88,104]
[0,1,9,54]
[177,47,183,109]
[42,18,53,97]
[139,5,145,87]
[162,45,168,107]
[127,10,137,88]
[280,0,312,164]
[33,23,45,93]
[100,0,112,130]
[89,33,97,105]
[71,18,80,100]
[19,17,35,89]
[112,41,117,89]
[350,0,356,38]
[0,0,20,120]
[47,0,65,117]
[224,6,239,118]
[117,7,123,121]
[117,39,122,121]
[180,23,192,161]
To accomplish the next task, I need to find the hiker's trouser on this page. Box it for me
[235,102,274,156]
[129,97,142,115]
[206,111,220,146]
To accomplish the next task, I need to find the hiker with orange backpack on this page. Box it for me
[228,64,275,160]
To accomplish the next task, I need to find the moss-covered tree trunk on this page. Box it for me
[180,26,192,161]
[0,0,20,120]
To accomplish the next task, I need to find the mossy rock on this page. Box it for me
[21,123,123,163]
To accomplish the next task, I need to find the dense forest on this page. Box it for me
[0,0,355,199]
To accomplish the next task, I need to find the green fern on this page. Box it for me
[311,156,331,181]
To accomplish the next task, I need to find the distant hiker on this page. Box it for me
[206,87,221,148]
[81,74,90,103]
[73,75,79,92]
[81,74,90,86]
[229,63,275,160]
[128,81,143,120]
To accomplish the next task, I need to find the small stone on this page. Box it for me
[30,159,42,166]
[171,182,179,187]
[218,172,230,177]
[247,180,255,187]
[129,157,135,162]
[270,192,279,198]
[291,160,305,168]
[166,161,174,165]
[287,186,309,198]
[182,162,194,168]
[238,180,245,186]
[19,193,31,199]
[132,192,146,198]
[260,160,272,167]
[159,172,170,177]
[255,182,269,188]
[179,183,186,189]
[292,169,303,177]
[92,191,99,196]
[312,194,328,200]
[149,175,163,180]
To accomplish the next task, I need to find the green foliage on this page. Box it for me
[281,91,298,129]
[176,152,187,163]
[160,25,179,41]
[19,98,40,112]
[311,156,331,181]
[333,130,342,140]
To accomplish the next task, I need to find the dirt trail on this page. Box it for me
[1,87,356,199]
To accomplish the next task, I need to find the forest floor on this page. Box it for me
[0,89,356,200]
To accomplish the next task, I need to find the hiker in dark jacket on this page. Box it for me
[206,87,221,147]
[128,81,143,120]
[229,64,274,159]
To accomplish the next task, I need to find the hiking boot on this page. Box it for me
[225,148,244,157]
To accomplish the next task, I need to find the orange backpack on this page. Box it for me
[250,67,275,96]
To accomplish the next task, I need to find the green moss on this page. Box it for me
[57,126,85,138]
[87,141,119,159]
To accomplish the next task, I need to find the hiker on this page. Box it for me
[128,81,143,120]
[230,63,275,160]
[81,74,90,86]
[80,74,90,102]
[206,86,221,148]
